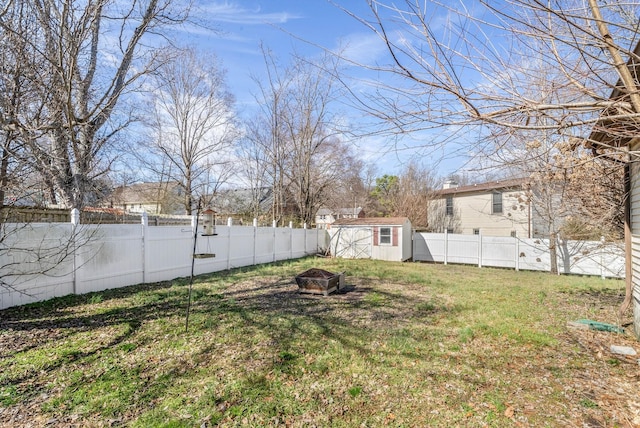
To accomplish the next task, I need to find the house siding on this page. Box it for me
[630,157,640,332]
[438,189,530,237]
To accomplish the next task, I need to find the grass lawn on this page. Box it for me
[0,258,638,427]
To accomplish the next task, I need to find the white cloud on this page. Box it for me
[334,32,388,66]
[199,2,302,25]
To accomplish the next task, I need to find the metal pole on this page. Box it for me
[185,199,201,332]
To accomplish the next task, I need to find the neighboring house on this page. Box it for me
[315,207,365,229]
[107,182,184,215]
[328,217,412,261]
[430,178,537,237]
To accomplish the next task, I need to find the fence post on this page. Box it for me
[600,236,605,279]
[304,223,308,256]
[289,221,294,260]
[444,229,448,265]
[515,237,520,271]
[273,220,277,262]
[227,218,232,270]
[478,231,482,268]
[253,218,258,266]
[70,208,80,294]
[141,212,148,284]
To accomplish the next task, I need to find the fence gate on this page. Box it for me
[333,227,372,259]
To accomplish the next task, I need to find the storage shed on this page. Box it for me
[328,217,412,261]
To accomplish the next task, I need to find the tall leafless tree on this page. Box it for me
[338,0,640,334]
[0,0,190,209]
[144,48,237,215]
[247,49,352,226]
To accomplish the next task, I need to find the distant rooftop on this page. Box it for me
[332,217,410,226]
[436,178,527,196]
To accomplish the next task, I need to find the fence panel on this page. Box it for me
[0,220,326,310]
[228,226,257,269]
[255,228,276,264]
[413,233,445,262]
[482,236,517,269]
[447,234,478,265]
[75,225,143,294]
[292,229,308,258]
[517,238,552,272]
[0,223,75,308]
[413,232,624,278]
[145,226,193,283]
[274,228,292,261]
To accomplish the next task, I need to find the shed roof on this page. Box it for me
[332,217,410,226]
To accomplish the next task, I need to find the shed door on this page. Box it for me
[334,227,372,259]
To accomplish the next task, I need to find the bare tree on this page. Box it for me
[393,162,438,228]
[0,0,190,209]
[247,49,348,225]
[340,1,640,149]
[145,48,238,215]
[338,1,640,333]
[247,46,292,224]
[368,163,440,228]
[0,0,191,295]
[236,134,270,220]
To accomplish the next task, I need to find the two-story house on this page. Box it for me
[429,178,535,237]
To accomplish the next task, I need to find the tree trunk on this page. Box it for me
[0,138,10,209]
[549,231,558,275]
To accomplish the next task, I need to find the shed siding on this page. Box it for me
[329,219,412,261]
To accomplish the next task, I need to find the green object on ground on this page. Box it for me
[574,319,625,333]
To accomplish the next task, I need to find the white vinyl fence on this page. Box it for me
[413,232,625,279]
[1,215,328,310]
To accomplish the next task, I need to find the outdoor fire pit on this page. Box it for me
[295,268,344,296]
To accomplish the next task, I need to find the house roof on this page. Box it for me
[587,40,640,150]
[332,217,410,226]
[316,207,363,216]
[110,182,180,204]
[435,178,527,196]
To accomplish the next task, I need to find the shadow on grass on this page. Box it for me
[0,259,450,422]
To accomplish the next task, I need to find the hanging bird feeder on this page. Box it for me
[201,208,218,236]
[193,207,216,259]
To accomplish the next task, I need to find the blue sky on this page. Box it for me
[174,1,468,178]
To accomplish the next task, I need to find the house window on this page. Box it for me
[379,227,392,245]
[446,228,454,234]
[473,228,480,235]
[445,196,453,216]
[510,230,517,237]
[492,192,503,214]
[320,215,326,220]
